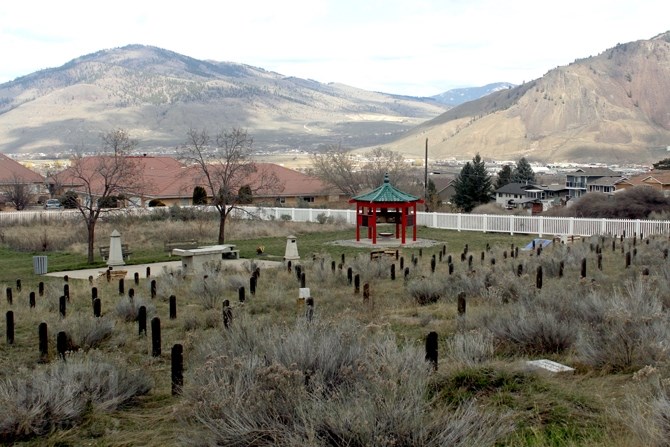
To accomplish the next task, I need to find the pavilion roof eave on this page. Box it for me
[349,199,425,206]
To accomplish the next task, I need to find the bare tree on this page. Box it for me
[2,174,33,210]
[177,128,282,244]
[311,145,415,196]
[59,129,144,263]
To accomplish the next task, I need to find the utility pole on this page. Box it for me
[424,138,429,209]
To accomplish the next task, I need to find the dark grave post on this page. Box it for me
[331,261,336,272]
[447,254,452,264]
[146,266,151,278]
[150,280,157,299]
[223,300,232,329]
[363,283,370,303]
[431,256,436,273]
[460,252,466,262]
[59,295,66,318]
[481,251,485,264]
[581,258,587,278]
[516,264,523,277]
[92,287,98,301]
[169,295,177,319]
[300,272,306,288]
[438,251,443,262]
[106,269,111,282]
[239,286,245,303]
[642,267,650,276]
[118,278,125,296]
[664,248,669,259]
[400,257,404,270]
[391,263,396,280]
[633,248,638,258]
[404,267,410,279]
[138,306,147,336]
[6,287,12,305]
[341,253,345,265]
[457,292,466,317]
[419,248,423,257]
[29,291,35,308]
[134,272,140,285]
[38,281,44,297]
[532,240,536,250]
[129,288,135,300]
[425,331,438,371]
[151,317,161,357]
[537,247,542,257]
[503,250,508,259]
[250,276,257,295]
[354,274,360,294]
[491,258,496,266]
[536,266,543,289]
[612,240,616,252]
[559,260,564,278]
[305,297,314,322]
[347,267,353,285]
[171,344,184,396]
[412,257,418,267]
[64,275,69,283]
[6,311,14,344]
[515,247,519,258]
[468,255,473,270]
[464,244,469,255]
[88,275,93,285]
[448,263,454,275]
[39,322,48,360]
[295,264,302,281]
[63,284,69,301]
[93,298,101,317]
[287,260,292,273]
[395,250,399,260]
[597,254,603,271]
[16,279,21,292]
[57,331,68,360]
[442,244,447,256]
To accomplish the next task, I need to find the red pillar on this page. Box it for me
[372,206,377,244]
[401,206,407,244]
[355,203,361,241]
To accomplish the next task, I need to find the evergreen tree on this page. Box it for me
[453,153,492,212]
[653,158,670,170]
[495,165,513,189]
[192,186,208,205]
[511,157,536,184]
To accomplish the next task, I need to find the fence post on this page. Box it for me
[509,215,514,235]
[569,217,575,237]
[483,214,488,233]
[457,213,462,232]
[538,216,543,238]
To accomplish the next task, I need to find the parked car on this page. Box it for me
[44,199,62,210]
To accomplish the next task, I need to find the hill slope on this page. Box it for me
[381,32,670,165]
[0,45,446,155]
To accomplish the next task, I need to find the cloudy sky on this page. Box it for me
[1,0,668,97]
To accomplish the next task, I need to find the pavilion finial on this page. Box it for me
[383,172,390,183]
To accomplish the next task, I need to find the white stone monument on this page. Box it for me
[284,235,300,261]
[107,229,125,267]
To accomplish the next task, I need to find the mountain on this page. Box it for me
[431,83,516,107]
[0,45,447,156]
[380,32,670,165]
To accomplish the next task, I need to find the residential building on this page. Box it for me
[0,153,46,208]
[617,170,670,196]
[565,167,622,199]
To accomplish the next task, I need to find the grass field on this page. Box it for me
[1,212,669,446]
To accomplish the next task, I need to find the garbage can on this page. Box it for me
[33,256,48,275]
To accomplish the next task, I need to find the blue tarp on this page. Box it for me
[522,238,553,251]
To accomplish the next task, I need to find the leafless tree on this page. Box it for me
[1,174,33,210]
[59,129,144,263]
[177,128,282,244]
[311,145,415,196]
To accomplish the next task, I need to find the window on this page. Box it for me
[301,196,315,203]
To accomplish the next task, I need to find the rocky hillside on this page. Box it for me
[0,45,446,155]
[381,32,670,165]
[431,82,516,107]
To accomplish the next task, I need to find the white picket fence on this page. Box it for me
[2,206,669,238]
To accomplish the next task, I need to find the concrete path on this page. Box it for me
[44,259,283,280]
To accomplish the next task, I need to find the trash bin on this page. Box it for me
[33,256,48,275]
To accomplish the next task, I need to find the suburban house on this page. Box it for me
[565,167,623,199]
[617,170,670,196]
[49,155,345,207]
[494,182,568,212]
[0,153,46,208]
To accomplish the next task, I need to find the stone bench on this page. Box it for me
[172,244,239,272]
[378,232,394,239]
[99,244,132,261]
[164,240,199,256]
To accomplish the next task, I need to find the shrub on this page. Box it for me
[179,319,513,446]
[280,214,292,221]
[408,277,444,305]
[445,330,496,366]
[59,316,115,351]
[114,296,156,322]
[0,351,152,442]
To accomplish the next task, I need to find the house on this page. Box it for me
[565,167,622,199]
[617,170,670,196]
[428,174,456,205]
[50,155,345,207]
[0,153,46,208]
[494,182,569,212]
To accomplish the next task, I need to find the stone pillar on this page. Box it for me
[284,235,300,261]
[107,229,125,267]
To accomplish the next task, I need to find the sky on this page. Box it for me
[1,0,668,97]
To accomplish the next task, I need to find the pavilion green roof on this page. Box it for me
[351,174,422,203]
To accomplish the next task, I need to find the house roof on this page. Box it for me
[569,167,620,177]
[52,156,335,200]
[0,153,45,184]
[351,173,422,203]
[588,176,626,187]
[626,170,670,186]
[494,182,534,195]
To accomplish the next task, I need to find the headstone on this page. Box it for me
[107,229,125,267]
[284,235,300,261]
